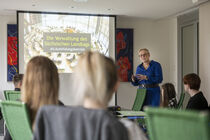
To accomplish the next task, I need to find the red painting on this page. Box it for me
[116,29,133,82]
[7,24,18,81]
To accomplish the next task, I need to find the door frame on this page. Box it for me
[177,10,199,96]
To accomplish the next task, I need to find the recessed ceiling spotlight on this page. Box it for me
[73,0,88,2]
[69,6,75,9]
[107,8,112,11]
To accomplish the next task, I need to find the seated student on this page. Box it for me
[160,83,177,108]
[12,74,24,91]
[4,56,61,140]
[183,73,208,110]
[33,51,147,140]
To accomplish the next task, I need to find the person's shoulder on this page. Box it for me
[194,91,206,99]
[189,92,208,105]
[197,92,208,102]
[58,100,64,106]
[150,60,161,66]
[151,60,160,64]
[198,91,204,96]
[138,63,143,67]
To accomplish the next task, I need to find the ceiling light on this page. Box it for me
[69,6,75,9]
[73,0,88,2]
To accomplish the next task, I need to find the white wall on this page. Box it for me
[199,1,210,104]
[0,15,16,100]
[116,17,177,109]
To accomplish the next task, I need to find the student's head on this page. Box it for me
[160,83,176,107]
[183,73,201,92]
[13,74,24,89]
[138,48,150,63]
[73,51,118,107]
[22,56,59,127]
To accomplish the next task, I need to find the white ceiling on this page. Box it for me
[0,0,208,19]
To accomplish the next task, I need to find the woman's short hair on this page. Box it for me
[22,56,59,128]
[73,51,118,106]
[183,73,201,90]
[138,48,150,54]
[160,83,176,107]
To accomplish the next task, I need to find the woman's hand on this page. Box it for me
[135,74,148,80]
[131,75,136,82]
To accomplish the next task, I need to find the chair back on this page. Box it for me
[177,92,185,109]
[145,107,210,140]
[0,101,33,140]
[132,88,146,111]
[4,90,21,101]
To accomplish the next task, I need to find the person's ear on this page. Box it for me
[184,84,190,92]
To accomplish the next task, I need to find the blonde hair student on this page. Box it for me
[73,51,118,107]
[21,55,59,128]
